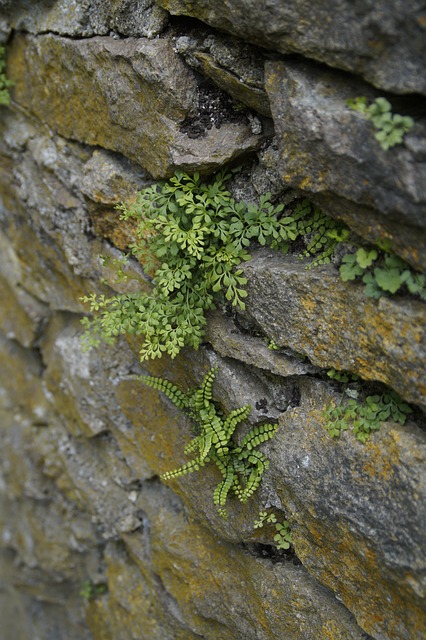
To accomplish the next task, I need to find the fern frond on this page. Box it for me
[234,449,269,502]
[204,412,230,458]
[148,367,278,516]
[198,431,213,461]
[161,456,205,480]
[213,466,235,511]
[239,423,278,451]
[192,367,218,411]
[183,436,201,455]
[140,375,189,409]
[223,404,252,438]
[213,454,230,478]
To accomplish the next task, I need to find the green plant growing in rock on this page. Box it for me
[254,510,292,550]
[268,339,280,351]
[0,46,13,106]
[82,172,425,363]
[292,199,349,268]
[141,367,278,518]
[327,368,359,384]
[347,96,414,150]
[82,171,342,361]
[324,388,412,443]
[80,581,108,601]
[339,247,426,300]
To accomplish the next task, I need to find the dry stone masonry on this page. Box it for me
[0,2,425,639]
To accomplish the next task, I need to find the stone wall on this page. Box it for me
[0,2,425,639]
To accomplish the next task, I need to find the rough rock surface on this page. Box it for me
[265,60,426,267]
[4,0,168,38]
[273,384,426,640]
[7,33,265,178]
[243,252,426,411]
[174,27,273,117]
[0,2,425,640]
[158,0,426,95]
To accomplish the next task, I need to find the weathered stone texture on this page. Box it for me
[1,2,425,640]
[269,384,426,640]
[243,252,426,411]
[265,60,426,268]
[4,0,168,38]
[174,28,273,117]
[158,0,426,95]
[7,33,265,178]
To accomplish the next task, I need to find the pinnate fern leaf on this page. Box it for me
[139,375,189,410]
[141,368,278,517]
[239,423,278,451]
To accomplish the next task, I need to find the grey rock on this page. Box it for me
[111,0,168,38]
[81,148,150,206]
[41,313,152,470]
[0,111,150,310]
[269,381,426,640]
[121,477,370,640]
[33,420,146,539]
[8,33,266,178]
[242,252,426,411]
[5,0,168,38]
[174,28,272,116]
[0,332,47,420]
[0,548,93,640]
[0,275,49,348]
[205,311,318,378]
[159,0,426,95]
[265,60,426,237]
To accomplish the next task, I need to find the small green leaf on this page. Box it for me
[373,267,403,293]
[355,248,378,269]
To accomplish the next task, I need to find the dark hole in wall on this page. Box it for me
[241,541,301,565]
[180,80,250,138]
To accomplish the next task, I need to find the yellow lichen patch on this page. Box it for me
[86,545,164,640]
[361,431,400,481]
[320,619,352,640]
[298,175,313,190]
[300,294,317,315]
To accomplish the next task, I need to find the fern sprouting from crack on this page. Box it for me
[339,245,426,300]
[292,199,349,269]
[323,385,412,443]
[80,171,350,362]
[0,46,13,106]
[254,510,292,550]
[140,367,278,518]
[347,96,414,150]
[81,172,425,364]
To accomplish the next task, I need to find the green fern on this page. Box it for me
[323,389,412,443]
[292,200,347,268]
[82,171,295,361]
[81,172,424,364]
[340,248,426,300]
[81,171,357,361]
[0,46,13,106]
[347,96,414,150]
[141,368,278,518]
[253,510,293,550]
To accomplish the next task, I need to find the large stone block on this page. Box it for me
[120,480,369,639]
[158,0,426,95]
[269,382,426,640]
[265,60,426,267]
[242,252,426,411]
[4,0,168,38]
[8,33,265,178]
